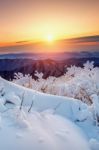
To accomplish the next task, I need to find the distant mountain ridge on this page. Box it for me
[0,56,99,80]
[0,51,99,60]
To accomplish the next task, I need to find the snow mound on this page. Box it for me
[0,108,90,150]
[0,77,99,149]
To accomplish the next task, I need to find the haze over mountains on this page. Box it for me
[0,51,99,60]
[0,51,99,80]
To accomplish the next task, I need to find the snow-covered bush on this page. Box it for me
[13,61,99,107]
[13,73,33,88]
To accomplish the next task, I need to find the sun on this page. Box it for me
[47,34,54,42]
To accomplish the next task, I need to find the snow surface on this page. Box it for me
[0,77,99,150]
[0,108,90,150]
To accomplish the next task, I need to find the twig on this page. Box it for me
[28,100,34,113]
[53,101,64,114]
[20,92,25,110]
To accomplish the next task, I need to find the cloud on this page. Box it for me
[16,40,31,44]
[69,35,99,43]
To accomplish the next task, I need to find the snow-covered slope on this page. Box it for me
[0,77,99,150]
[0,109,90,150]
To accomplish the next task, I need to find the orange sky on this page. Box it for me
[0,0,99,47]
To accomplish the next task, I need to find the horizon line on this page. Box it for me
[0,34,99,48]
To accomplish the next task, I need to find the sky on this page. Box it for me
[0,0,99,53]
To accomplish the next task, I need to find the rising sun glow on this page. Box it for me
[47,34,54,42]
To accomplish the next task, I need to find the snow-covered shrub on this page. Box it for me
[83,61,94,71]
[13,61,99,106]
[66,65,81,78]
[13,73,33,88]
[34,71,43,80]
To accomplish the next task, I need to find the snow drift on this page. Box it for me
[0,77,99,150]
